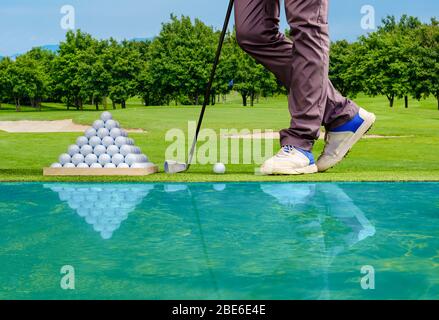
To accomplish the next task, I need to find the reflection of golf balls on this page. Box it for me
[80,145,93,156]
[72,154,85,165]
[106,145,119,157]
[85,153,98,165]
[93,120,105,130]
[110,128,122,139]
[63,163,75,168]
[97,128,110,139]
[98,154,111,166]
[101,111,112,122]
[76,136,88,147]
[115,136,127,148]
[213,163,226,174]
[93,145,106,157]
[213,184,227,191]
[85,128,97,138]
[102,136,114,147]
[68,144,80,156]
[117,163,129,168]
[104,163,116,168]
[112,154,125,166]
[59,153,71,165]
[105,119,118,131]
[77,163,89,168]
[90,163,102,168]
[88,136,101,147]
[51,163,62,168]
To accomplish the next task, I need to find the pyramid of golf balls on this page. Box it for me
[45,184,154,240]
[50,111,154,169]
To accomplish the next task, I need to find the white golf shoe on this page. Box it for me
[317,108,376,172]
[260,145,318,175]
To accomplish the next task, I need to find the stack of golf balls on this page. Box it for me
[50,111,154,169]
[45,184,154,240]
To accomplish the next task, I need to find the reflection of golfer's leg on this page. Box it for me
[319,184,376,243]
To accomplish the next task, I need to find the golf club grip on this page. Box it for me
[187,0,234,168]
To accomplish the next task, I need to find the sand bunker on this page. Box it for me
[223,131,413,140]
[0,119,145,133]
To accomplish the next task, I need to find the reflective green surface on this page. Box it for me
[0,182,438,300]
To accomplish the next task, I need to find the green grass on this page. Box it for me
[0,93,438,182]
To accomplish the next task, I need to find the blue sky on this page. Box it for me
[0,0,437,56]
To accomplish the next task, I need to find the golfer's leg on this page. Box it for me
[323,81,359,130]
[234,0,294,88]
[280,0,332,151]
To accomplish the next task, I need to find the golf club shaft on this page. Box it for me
[186,0,234,169]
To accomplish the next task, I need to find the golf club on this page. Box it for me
[164,0,234,174]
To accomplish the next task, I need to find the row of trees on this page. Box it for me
[330,15,438,108]
[0,14,437,111]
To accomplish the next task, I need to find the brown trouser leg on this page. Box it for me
[235,0,359,151]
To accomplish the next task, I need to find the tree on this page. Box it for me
[0,58,13,109]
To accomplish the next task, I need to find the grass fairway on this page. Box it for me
[0,94,438,182]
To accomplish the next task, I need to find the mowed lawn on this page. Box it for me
[0,93,438,182]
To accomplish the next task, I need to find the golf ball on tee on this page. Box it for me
[97,128,110,139]
[93,145,106,157]
[93,119,105,130]
[213,163,226,174]
[98,154,111,166]
[85,153,98,166]
[101,111,112,122]
[85,128,97,139]
[72,154,85,166]
[59,153,71,165]
[88,136,101,148]
[68,144,80,156]
[80,145,93,156]
[76,136,88,147]
[102,136,114,147]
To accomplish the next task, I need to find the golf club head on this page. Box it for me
[164,160,188,174]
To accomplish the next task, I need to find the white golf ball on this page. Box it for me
[88,136,102,148]
[85,128,97,139]
[100,111,112,122]
[131,162,154,169]
[213,163,226,174]
[117,163,130,168]
[85,153,98,166]
[112,154,125,166]
[50,163,62,168]
[93,145,106,157]
[97,128,110,139]
[76,163,89,168]
[59,153,71,165]
[67,144,80,156]
[93,119,105,130]
[105,119,118,131]
[104,163,116,169]
[102,136,114,147]
[79,145,93,157]
[72,153,85,166]
[106,145,119,157]
[126,138,134,145]
[76,136,88,147]
[120,129,128,137]
[114,136,127,148]
[63,163,75,168]
[110,128,122,139]
[98,153,111,166]
[90,163,103,168]
[120,145,132,157]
